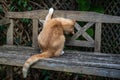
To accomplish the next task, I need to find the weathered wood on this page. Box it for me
[82,32,94,42]
[32,19,38,47]
[6,10,120,23]
[71,22,94,40]
[0,46,120,78]
[7,19,14,45]
[74,22,81,30]
[95,23,102,52]
[66,40,94,47]
[74,22,94,42]
[0,18,10,25]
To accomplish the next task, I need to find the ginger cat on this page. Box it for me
[22,8,75,78]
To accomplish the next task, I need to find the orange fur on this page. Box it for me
[22,8,75,78]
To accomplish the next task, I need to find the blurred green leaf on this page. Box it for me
[90,6,104,13]
[86,28,94,37]
[44,76,50,80]
[76,0,104,13]
[10,6,15,11]
[21,18,30,23]
[76,0,90,11]
[28,7,32,11]
[23,1,27,8]
[18,0,22,6]
[42,70,48,76]
[0,26,7,31]
[0,5,3,12]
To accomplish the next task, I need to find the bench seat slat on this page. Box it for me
[0,45,120,78]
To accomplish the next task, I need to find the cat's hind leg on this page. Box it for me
[54,48,63,57]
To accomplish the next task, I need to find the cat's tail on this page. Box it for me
[39,8,54,25]
[45,8,54,21]
[22,51,52,78]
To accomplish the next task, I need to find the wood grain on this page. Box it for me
[95,23,102,52]
[73,22,94,42]
[6,10,120,23]
[71,22,94,40]
[32,19,38,47]
[7,19,14,45]
[66,40,94,47]
[0,45,120,78]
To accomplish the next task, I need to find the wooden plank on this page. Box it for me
[66,22,94,47]
[6,10,48,19]
[66,40,94,47]
[7,19,14,45]
[0,46,120,78]
[74,22,94,42]
[71,22,94,40]
[32,19,38,47]
[95,23,102,52]
[0,57,120,79]
[0,18,10,25]
[82,32,94,42]
[6,10,120,23]
[74,22,81,30]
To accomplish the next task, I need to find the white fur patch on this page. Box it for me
[49,8,54,14]
[45,8,54,22]
[60,51,64,55]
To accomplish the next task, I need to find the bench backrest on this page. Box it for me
[1,10,120,52]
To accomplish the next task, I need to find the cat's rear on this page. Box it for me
[22,8,65,78]
[38,19,64,53]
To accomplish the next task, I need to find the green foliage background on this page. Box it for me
[76,0,104,38]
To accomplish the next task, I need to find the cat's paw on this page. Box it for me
[60,51,64,55]
[49,8,54,14]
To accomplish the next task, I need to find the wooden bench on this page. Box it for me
[0,10,120,78]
